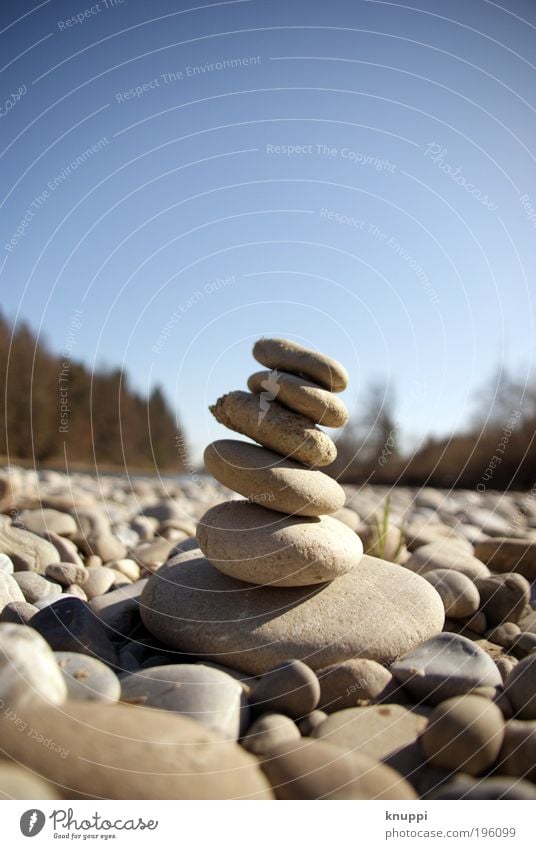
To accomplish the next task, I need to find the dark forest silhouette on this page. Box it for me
[0,311,186,473]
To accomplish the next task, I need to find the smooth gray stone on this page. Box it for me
[0,623,67,706]
[0,572,24,613]
[390,632,502,705]
[12,571,62,604]
[55,652,121,703]
[18,508,77,538]
[249,660,320,719]
[120,664,248,739]
[89,579,148,637]
[0,600,39,625]
[140,554,444,675]
[0,554,14,575]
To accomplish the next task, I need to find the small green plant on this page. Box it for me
[368,496,406,561]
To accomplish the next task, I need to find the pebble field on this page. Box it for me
[1,338,536,801]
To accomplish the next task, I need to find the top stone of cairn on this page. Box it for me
[253,338,349,393]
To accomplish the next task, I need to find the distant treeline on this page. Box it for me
[0,311,186,472]
[331,377,536,490]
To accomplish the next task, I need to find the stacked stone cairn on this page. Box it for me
[141,337,443,677]
[199,336,364,587]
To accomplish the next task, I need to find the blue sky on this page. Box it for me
[1,0,535,462]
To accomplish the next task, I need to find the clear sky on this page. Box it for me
[1,0,535,463]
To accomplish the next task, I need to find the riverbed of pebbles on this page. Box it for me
[1,344,536,800]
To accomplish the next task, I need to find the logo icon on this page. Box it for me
[258,369,281,423]
[20,810,46,837]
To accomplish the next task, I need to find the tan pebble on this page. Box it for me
[421,695,504,775]
[497,719,536,781]
[259,738,416,799]
[83,566,117,600]
[253,337,349,392]
[197,500,363,586]
[210,390,337,467]
[204,439,345,517]
[247,369,349,426]
[242,712,301,756]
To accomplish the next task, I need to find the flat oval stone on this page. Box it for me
[0,699,273,799]
[475,573,530,625]
[46,562,89,587]
[503,654,536,719]
[0,623,67,707]
[0,523,59,573]
[390,632,502,705]
[253,337,349,392]
[140,553,445,675]
[120,664,247,739]
[247,370,349,426]
[249,659,320,718]
[12,571,62,604]
[405,541,490,581]
[423,569,480,618]
[313,704,430,778]
[204,440,345,517]
[197,500,363,586]
[55,651,121,703]
[421,695,504,775]
[474,538,536,581]
[259,739,416,799]
[210,391,336,467]
[0,572,24,613]
[18,508,77,537]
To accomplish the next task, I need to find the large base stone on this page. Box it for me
[140,554,444,675]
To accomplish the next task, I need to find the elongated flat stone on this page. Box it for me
[253,337,349,392]
[204,440,345,516]
[247,370,349,426]
[210,391,336,467]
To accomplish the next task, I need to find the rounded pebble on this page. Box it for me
[421,695,504,775]
[197,500,363,586]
